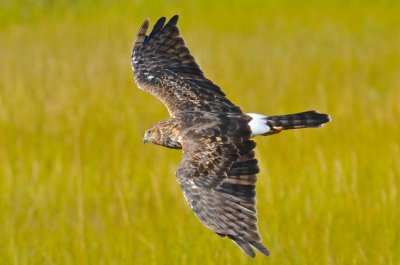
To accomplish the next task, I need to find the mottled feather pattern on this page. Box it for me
[175,112,268,257]
[133,16,270,257]
[132,15,330,258]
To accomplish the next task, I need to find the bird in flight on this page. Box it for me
[131,15,330,257]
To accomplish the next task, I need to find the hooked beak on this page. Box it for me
[143,132,149,144]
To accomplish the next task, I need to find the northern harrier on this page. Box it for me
[131,15,330,257]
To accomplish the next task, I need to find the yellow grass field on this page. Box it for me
[1,1,399,264]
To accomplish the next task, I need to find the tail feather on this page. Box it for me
[266,110,331,130]
[247,110,331,136]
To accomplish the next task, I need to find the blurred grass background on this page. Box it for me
[1,0,399,264]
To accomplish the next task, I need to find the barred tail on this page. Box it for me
[265,110,330,135]
[247,110,331,136]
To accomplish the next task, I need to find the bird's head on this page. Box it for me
[143,127,161,145]
[143,120,182,149]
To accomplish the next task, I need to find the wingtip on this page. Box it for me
[135,15,180,48]
[228,235,257,258]
[251,241,271,257]
[148,16,167,38]
[169,14,180,25]
[133,18,150,50]
[156,16,167,27]
[140,18,150,33]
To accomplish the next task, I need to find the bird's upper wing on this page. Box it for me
[131,15,242,116]
[175,112,269,257]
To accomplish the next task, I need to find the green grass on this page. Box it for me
[1,1,400,264]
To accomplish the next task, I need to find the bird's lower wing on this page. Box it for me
[176,113,270,257]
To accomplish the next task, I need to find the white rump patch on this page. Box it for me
[247,113,270,136]
[147,75,155,80]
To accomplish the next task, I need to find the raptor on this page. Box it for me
[131,15,330,257]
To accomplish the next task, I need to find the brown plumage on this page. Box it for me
[132,15,331,258]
